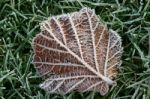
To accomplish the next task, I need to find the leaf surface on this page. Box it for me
[32,8,123,95]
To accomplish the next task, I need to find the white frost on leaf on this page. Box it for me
[32,7,123,96]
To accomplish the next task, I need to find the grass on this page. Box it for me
[0,0,150,99]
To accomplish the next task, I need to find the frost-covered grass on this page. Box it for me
[0,0,150,99]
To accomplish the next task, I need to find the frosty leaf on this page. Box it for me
[32,8,123,96]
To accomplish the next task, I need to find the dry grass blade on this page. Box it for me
[32,7,123,96]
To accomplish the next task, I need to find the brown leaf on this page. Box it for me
[32,8,123,95]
